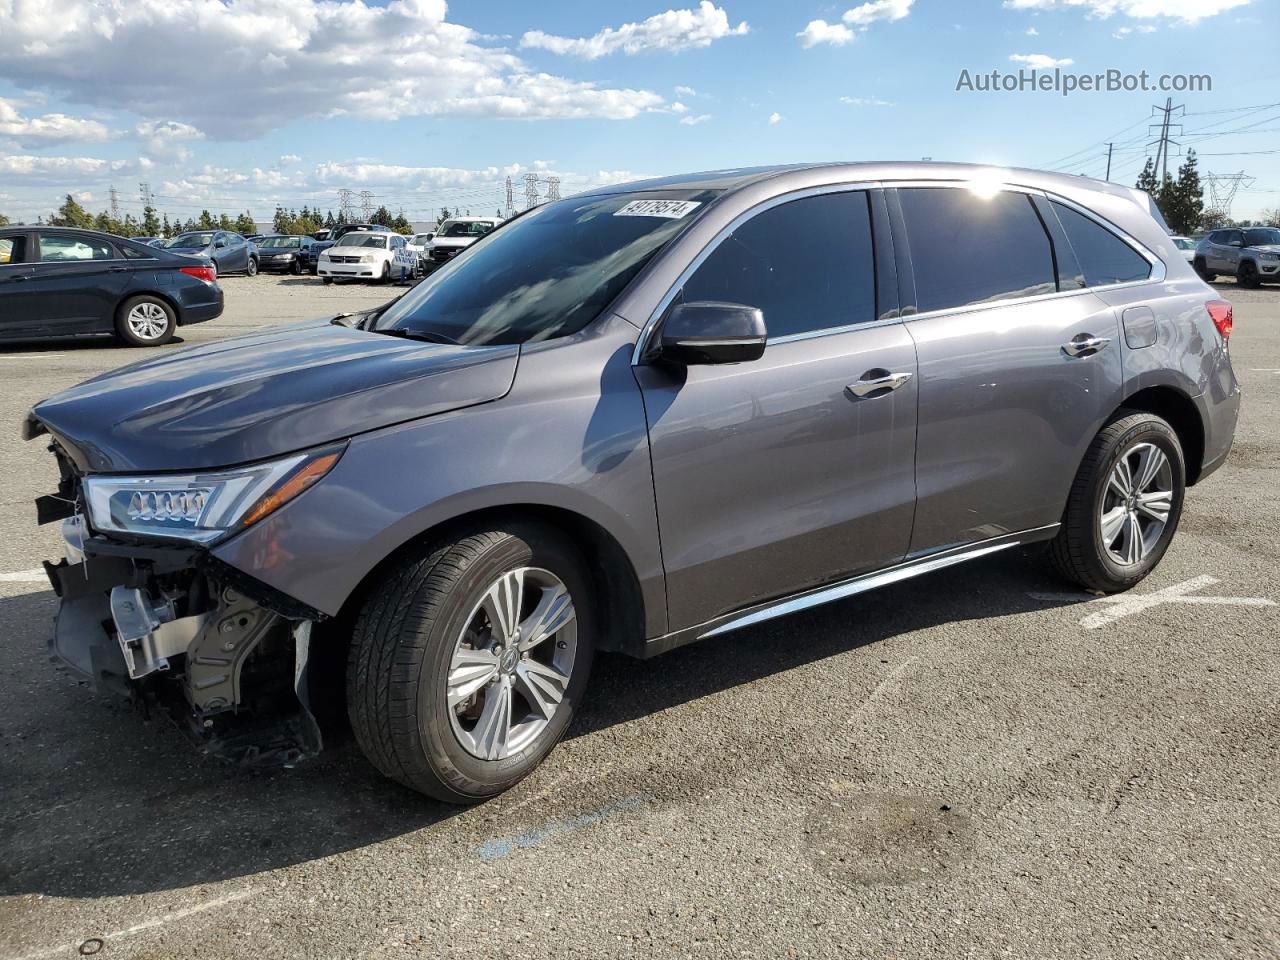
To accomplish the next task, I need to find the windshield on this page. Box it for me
[1173,237,1194,250]
[439,220,496,238]
[412,234,432,244]
[169,233,213,248]
[1244,228,1280,246]
[374,193,709,345]
[335,234,388,248]
[259,236,301,248]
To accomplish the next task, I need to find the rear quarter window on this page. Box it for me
[0,236,26,264]
[1050,201,1152,287]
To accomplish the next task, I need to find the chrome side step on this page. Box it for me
[642,524,1059,657]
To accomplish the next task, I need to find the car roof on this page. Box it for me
[572,160,1160,211]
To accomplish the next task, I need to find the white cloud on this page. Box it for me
[841,0,915,28]
[135,119,205,161]
[0,98,110,146]
[278,154,302,165]
[0,0,667,138]
[768,112,783,124]
[1112,24,1158,35]
[675,85,698,97]
[0,154,109,182]
[1026,26,1040,34]
[679,113,712,126]
[797,19,855,47]
[1002,0,1253,24]
[520,3,748,59]
[840,96,895,106]
[671,102,689,113]
[798,0,913,47]
[1009,52,1075,67]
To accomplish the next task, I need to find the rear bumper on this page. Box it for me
[1194,370,1241,484]
[175,287,223,326]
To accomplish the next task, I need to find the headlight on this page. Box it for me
[83,446,344,544]
[1261,253,1279,261]
[359,254,374,263]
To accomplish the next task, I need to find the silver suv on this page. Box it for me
[27,163,1241,802]
[1194,226,1280,287]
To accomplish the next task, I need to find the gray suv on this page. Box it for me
[27,163,1240,802]
[1194,226,1280,287]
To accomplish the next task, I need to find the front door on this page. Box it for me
[635,189,918,631]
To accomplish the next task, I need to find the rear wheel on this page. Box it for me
[322,276,335,285]
[378,261,391,284]
[347,524,594,803]
[1238,260,1261,289]
[1193,257,1216,281]
[115,295,176,347]
[1049,411,1185,593]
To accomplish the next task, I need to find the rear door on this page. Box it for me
[0,233,39,339]
[28,232,133,334]
[891,185,1128,554]
[635,188,918,630]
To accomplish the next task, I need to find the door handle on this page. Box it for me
[110,266,129,272]
[1062,333,1112,358]
[846,370,913,399]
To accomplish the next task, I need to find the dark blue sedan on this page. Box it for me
[0,227,223,347]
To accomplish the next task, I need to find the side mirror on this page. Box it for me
[1229,239,1243,247]
[214,238,227,248]
[426,233,435,241]
[658,301,766,365]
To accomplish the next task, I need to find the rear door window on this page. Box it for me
[0,236,27,264]
[1049,201,1152,287]
[38,234,116,261]
[897,187,1057,313]
[680,190,877,338]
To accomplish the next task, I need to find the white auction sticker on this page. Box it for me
[614,199,702,219]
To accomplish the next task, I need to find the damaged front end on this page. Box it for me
[37,439,332,766]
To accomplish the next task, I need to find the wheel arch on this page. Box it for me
[1113,385,1206,484]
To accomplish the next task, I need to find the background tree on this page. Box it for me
[438,206,451,222]
[48,194,95,228]
[234,211,257,235]
[161,213,172,236]
[324,210,336,228]
[1135,159,1159,197]
[1260,207,1280,227]
[196,210,216,229]
[141,205,161,235]
[0,213,10,226]
[1158,150,1204,235]
[391,210,412,234]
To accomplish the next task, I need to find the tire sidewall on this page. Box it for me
[413,529,594,801]
[116,296,176,347]
[1087,418,1185,588]
[246,257,258,277]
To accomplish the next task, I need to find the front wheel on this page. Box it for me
[322,276,335,285]
[115,295,176,347]
[1193,257,1216,281]
[245,257,258,277]
[1238,261,1261,289]
[378,261,391,284]
[1048,411,1185,593]
[347,525,594,803]
[290,258,302,275]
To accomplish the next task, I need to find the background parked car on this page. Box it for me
[165,230,260,276]
[1195,226,1280,287]
[426,216,500,266]
[1170,235,1196,262]
[317,231,414,284]
[305,223,390,274]
[0,226,222,346]
[254,234,315,274]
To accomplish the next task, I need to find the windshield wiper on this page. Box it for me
[369,326,459,345]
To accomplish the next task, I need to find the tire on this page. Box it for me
[1048,411,1185,593]
[290,258,302,275]
[322,277,335,285]
[378,261,391,285]
[1193,257,1216,281]
[245,256,258,277]
[347,524,595,803]
[115,295,177,347]
[1238,261,1261,289]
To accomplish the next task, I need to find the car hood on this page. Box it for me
[1248,243,1280,254]
[166,246,211,256]
[30,322,519,473]
[431,237,474,248]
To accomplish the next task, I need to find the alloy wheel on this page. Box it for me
[125,302,170,341]
[1099,441,1173,566]
[446,567,577,761]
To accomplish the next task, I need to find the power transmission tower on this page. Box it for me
[138,182,154,207]
[1105,143,1113,182]
[1147,97,1184,184]
[524,173,540,210]
[545,176,561,202]
[1204,172,1255,223]
[109,185,121,221]
[337,188,356,220]
[504,176,515,219]
[359,190,375,220]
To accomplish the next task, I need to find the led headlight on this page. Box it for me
[1260,253,1279,261]
[83,446,343,544]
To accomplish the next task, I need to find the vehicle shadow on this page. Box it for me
[0,550,1073,899]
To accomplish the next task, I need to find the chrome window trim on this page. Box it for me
[631,180,883,365]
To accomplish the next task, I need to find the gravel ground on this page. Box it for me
[0,275,1276,960]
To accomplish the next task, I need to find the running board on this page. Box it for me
[642,524,1059,658]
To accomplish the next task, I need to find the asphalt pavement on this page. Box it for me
[1,274,1276,959]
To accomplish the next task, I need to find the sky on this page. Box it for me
[1,0,1277,227]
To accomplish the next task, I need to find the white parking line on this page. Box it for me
[476,794,648,861]
[1028,575,1275,630]
[0,568,47,583]
[0,354,64,360]
[4,890,254,960]
[848,656,919,724]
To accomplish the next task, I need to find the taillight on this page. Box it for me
[180,265,217,284]
[1206,299,1232,341]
